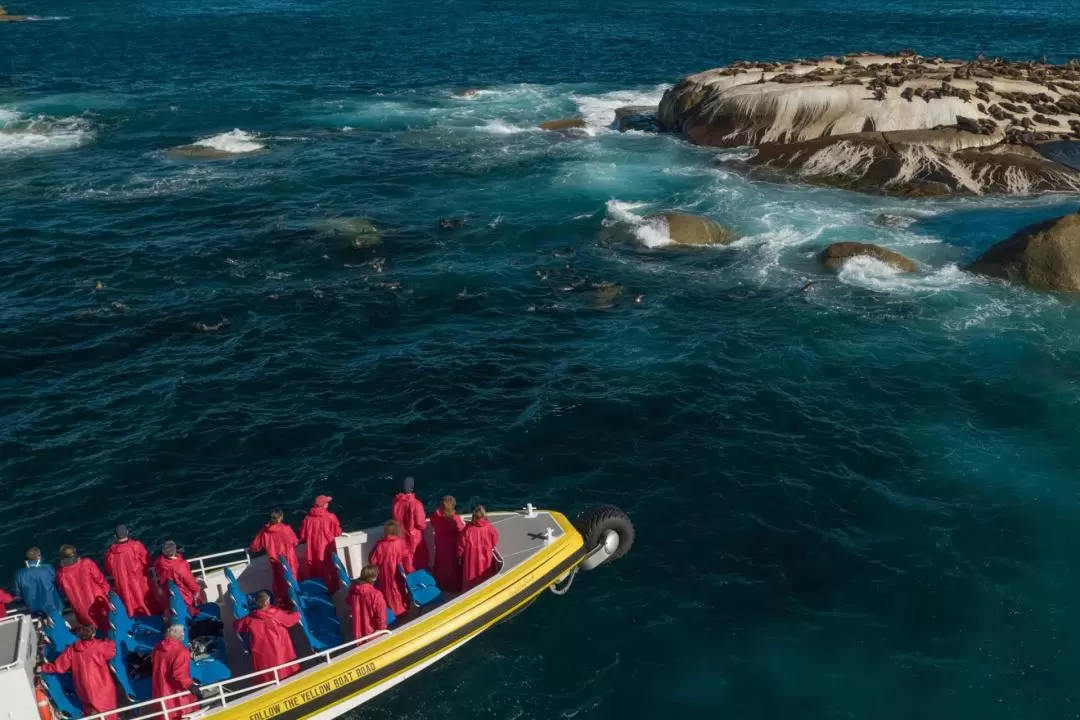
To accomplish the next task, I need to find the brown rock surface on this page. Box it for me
[967,212,1080,291]
[821,242,915,272]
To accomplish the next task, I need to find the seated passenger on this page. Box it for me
[56,545,112,631]
[391,476,429,572]
[104,524,157,617]
[14,546,63,616]
[39,625,121,720]
[152,625,200,720]
[299,495,343,592]
[153,541,203,615]
[233,591,301,684]
[250,509,300,607]
[347,565,388,641]
[458,506,500,591]
[0,586,12,618]
[430,496,465,592]
[367,521,409,617]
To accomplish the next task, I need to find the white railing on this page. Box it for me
[185,546,253,581]
[72,629,392,720]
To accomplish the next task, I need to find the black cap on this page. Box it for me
[114,524,129,539]
[403,476,415,493]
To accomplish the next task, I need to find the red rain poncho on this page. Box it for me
[299,507,343,591]
[392,493,429,572]
[250,522,300,605]
[151,636,198,720]
[104,539,155,617]
[347,582,388,641]
[458,518,500,591]
[40,638,120,720]
[367,535,410,616]
[233,606,301,684]
[56,558,111,630]
[0,587,12,619]
[430,509,465,592]
[153,554,202,615]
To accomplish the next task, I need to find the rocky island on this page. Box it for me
[655,53,1080,196]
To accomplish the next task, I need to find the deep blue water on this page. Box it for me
[4,1,1080,718]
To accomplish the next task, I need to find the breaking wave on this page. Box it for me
[0,110,93,156]
[192,129,265,153]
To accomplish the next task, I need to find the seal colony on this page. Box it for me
[653,52,1080,197]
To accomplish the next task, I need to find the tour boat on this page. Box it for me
[0,504,634,720]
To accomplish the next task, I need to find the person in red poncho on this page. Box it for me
[367,521,410,617]
[430,495,466,592]
[56,545,111,631]
[104,524,157,617]
[458,506,500,591]
[0,587,12,618]
[233,591,302,684]
[40,625,120,720]
[391,476,429,573]
[153,541,203,615]
[151,624,200,720]
[299,495,343,593]
[347,565,388,642]
[250,509,300,607]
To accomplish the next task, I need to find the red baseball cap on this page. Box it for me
[314,495,332,507]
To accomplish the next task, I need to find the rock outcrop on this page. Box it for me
[645,212,735,246]
[0,6,28,20]
[539,117,587,131]
[659,53,1080,196]
[821,242,915,272]
[614,106,659,133]
[966,212,1080,291]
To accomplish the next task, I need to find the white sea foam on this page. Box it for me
[570,85,668,130]
[604,199,649,224]
[0,111,93,156]
[633,217,675,248]
[836,256,975,294]
[476,120,536,135]
[193,129,264,154]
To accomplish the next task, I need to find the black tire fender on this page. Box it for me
[574,505,634,566]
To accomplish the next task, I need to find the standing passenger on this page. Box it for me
[153,541,203,616]
[39,625,120,720]
[298,495,343,592]
[14,547,64,616]
[233,592,302,684]
[250,509,300,607]
[55,545,111,631]
[104,524,156,617]
[430,496,465,592]
[391,477,429,572]
[347,565,388,641]
[151,625,200,720]
[367,521,410,616]
[0,587,12,618]
[458,506,500,591]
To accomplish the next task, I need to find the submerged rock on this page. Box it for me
[454,88,481,98]
[539,117,587,131]
[613,106,659,133]
[658,53,1080,196]
[966,212,1080,291]
[821,242,915,272]
[645,212,736,246]
[0,6,28,20]
[873,213,916,227]
[315,217,381,248]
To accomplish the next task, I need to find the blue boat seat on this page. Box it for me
[399,565,442,608]
[109,593,161,656]
[109,632,151,702]
[42,673,83,719]
[331,554,351,590]
[42,609,78,661]
[279,555,341,651]
[386,606,396,626]
[192,655,232,684]
[223,567,250,620]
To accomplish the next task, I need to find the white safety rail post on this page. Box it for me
[524,503,537,518]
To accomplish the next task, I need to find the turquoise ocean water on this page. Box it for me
[3,0,1080,717]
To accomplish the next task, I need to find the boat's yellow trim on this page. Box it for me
[212,511,584,720]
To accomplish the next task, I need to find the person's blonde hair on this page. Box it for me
[384,520,402,538]
[440,496,457,517]
[359,565,379,583]
[472,505,487,521]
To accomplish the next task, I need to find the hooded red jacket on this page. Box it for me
[458,518,500,591]
[105,539,155,617]
[299,507,342,589]
[392,492,429,572]
[151,636,199,720]
[40,638,120,720]
[153,554,202,615]
[347,581,388,641]
[234,606,302,684]
[56,557,111,630]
